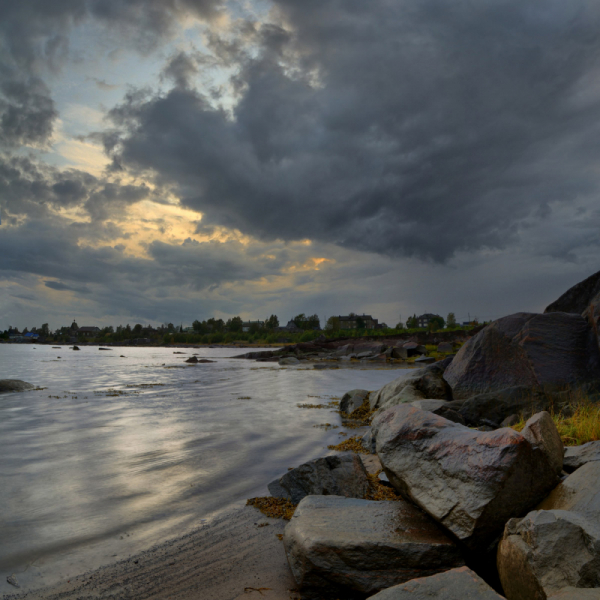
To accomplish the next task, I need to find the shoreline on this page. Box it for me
[2,505,298,600]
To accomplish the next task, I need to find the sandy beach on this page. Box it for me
[3,505,299,600]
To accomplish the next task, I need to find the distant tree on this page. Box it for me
[192,320,204,333]
[292,313,306,328]
[133,324,143,335]
[40,323,50,336]
[356,316,366,329]
[446,312,457,328]
[265,314,279,330]
[22,327,29,334]
[206,318,224,332]
[395,321,405,330]
[125,324,132,334]
[406,315,418,329]
[167,323,175,332]
[102,326,114,335]
[428,316,445,331]
[249,321,262,334]
[226,316,243,332]
[326,316,340,331]
[305,314,320,329]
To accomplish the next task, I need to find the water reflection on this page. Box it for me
[0,345,409,588]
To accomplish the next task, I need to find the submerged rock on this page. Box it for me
[279,356,300,366]
[268,453,369,504]
[374,405,559,549]
[366,566,504,599]
[284,495,464,599]
[444,312,600,400]
[0,380,35,393]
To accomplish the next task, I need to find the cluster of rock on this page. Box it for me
[263,272,600,599]
[236,338,461,365]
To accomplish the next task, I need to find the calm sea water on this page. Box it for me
[0,344,409,594]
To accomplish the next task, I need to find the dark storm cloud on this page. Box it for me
[44,280,91,294]
[0,0,224,148]
[101,0,600,261]
[0,154,150,221]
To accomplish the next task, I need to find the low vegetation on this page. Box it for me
[327,435,369,454]
[246,497,297,520]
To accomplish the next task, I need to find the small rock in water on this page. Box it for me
[7,574,19,588]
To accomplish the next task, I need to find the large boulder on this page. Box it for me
[284,496,464,599]
[0,380,35,393]
[498,461,600,599]
[366,567,505,599]
[340,389,369,415]
[370,363,452,412]
[458,386,551,428]
[444,312,600,400]
[563,440,600,473]
[374,405,559,550]
[521,412,564,476]
[279,356,300,365]
[268,453,369,504]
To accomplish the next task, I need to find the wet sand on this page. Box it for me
[3,506,299,600]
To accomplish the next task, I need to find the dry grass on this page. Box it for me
[246,497,297,520]
[366,472,402,501]
[327,435,369,454]
[511,401,600,446]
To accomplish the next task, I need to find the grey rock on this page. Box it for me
[414,356,435,364]
[6,574,19,588]
[279,356,300,365]
[410,399,448,412]
[333,344,353,356]
[72,345,80,350]
[370,365,451,412]
[498,461,600,599]
[268,453,369,504]
[444,312,600,400]
[501,414,520,427]
[366,566,504,599]
[374,405,559,549]
[436,342,454,354]
[521,411,564,476]
[391,347,409,360]
[340,389,369,415]
[284,496,464,599]
[458,386,551,428]
[185,356,199,363]
[0,380,35,393]
[362,429,376,454]
[498,510,600,600]
[545,269,600,315]
[563,441,600,473]
[548,588,600,599]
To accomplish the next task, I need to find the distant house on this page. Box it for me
[78,326,101,338]
[337,314,379,330]
[24,332,39,340]
[242,320,264,332]
[275,320,303,333]
[416,313,442,328]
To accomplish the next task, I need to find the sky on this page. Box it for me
[2,0,600,331]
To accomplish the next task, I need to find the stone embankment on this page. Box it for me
[254,271,600,599]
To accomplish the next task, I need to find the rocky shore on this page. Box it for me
[255,270,600,599]
[5,271,600,599]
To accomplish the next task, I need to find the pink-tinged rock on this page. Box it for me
[521,411,564,476]
[374,405,559,549]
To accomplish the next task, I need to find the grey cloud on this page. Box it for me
[100,0,600,262]
[90,77,120,91]
[44,280,91,294]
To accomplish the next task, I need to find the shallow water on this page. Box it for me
[0,345,410,594]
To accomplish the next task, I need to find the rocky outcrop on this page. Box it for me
[563,440,600,473]
[369,363,452,412]
[268,454,369,504]
[366,567,505,599]
[498,461,600,599]
[0,380,35,393]
[545,270,600,316]
[521,411,564,476]
[458,386,551,428]
[374,405,560,549]
[284,496,464,599]
[340,389,369,415]
[279,356,300,365]
[444,312,600,400]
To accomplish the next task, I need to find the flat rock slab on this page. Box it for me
[366,566,505,599]
[268,453,369,504]
[374,405,559,549]
[284,496,464,599]
[0,380,35,393]
[563,440,600,473]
